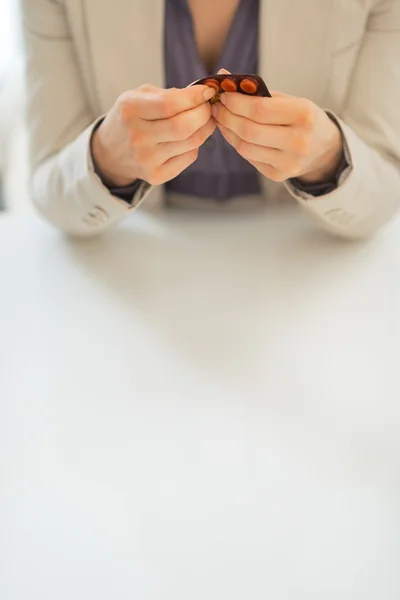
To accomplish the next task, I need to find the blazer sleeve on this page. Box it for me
[22,0,152,236]
[285,0,400,239]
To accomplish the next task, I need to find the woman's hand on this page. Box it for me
[91,84,216,188]
[211,91,344,185]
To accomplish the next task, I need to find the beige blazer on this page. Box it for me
[22,0,400,238]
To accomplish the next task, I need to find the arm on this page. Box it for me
[22,0,217,237]
[213,0,400,239]
[22,0,151,236]
[285,0,400,238]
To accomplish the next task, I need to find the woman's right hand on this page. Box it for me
[91,84,217,188]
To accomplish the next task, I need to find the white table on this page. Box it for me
[1,207,400,599]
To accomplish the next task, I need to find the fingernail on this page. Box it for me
[217,68,231,75]
[204,87,216,101]
[211,104,219,118]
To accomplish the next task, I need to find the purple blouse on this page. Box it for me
[165,0,261,201]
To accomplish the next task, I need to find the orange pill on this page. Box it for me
[240,78,258,94]
[220,78,238,92]
[203,78,220,93]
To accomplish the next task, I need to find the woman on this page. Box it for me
[22,0,400,238]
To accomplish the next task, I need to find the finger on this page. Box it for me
[217,68,231,75]
[218,123,286,169]
[158,118,217,161]
[219,93,307,125]
[133,83,162,94]
[248,160,288,183]
[123,85,216,121]
[149,149,199,185]
[213,104,291,149]
[147,102,212,143]
[270,90,290,98]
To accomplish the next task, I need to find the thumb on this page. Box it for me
[217,68,231,75]
[270,90,291,98]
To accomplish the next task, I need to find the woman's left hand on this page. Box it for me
[211,91,344,185]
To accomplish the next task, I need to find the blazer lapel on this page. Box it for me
[79,0,165,113]
[71,0,335,113]
[259,0,336,106]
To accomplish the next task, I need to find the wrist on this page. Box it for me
[91,123,137,188]
[297,119,343,185]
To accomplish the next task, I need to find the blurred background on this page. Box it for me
[0,0,30,215]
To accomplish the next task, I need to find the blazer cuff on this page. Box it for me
[283,110,375,236]
[86,117,151,205]
[80,118,151,230]
[32,117,153,236]
[289,153,349,197]
[90,116,149,204]
[286,111,352,198]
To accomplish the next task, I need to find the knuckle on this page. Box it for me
[187,148,199,165]
[202,102,212,118]
[188,128,205,149]
[157,91,174,119]
[260,164,273,178]
[172,114,192,140]
[251,99,267,122]
[192,148,199,160]
[137,83,158,93]
[173,122,188,141]
[239,121,253,142]
[136,146,153,167]
[292,131,311,155]
[216,106,226,125]
[191,88,207,109]
[238,121,248,140]
[118,93,135,124]
[274,173,287,183]
[130,129,147,147]
[287,157,303,175]
[269,169,287,183]
[236,138,247,156]
[146,169,165,186]
[197,105,211,127]
[298,99,316,128]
